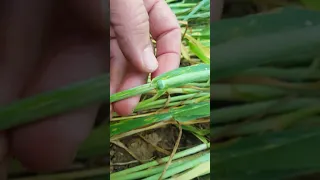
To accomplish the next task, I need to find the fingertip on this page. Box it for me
[142,45,159,73]
[113,96,140,116]
[112,68,147,116]
[152,52,180,78]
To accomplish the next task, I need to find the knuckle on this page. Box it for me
[111,0,149,31]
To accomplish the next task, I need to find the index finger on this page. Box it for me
[144,0,181,78]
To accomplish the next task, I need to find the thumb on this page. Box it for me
[110,0,158,73]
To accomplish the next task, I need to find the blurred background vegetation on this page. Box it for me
[212,0,320,179]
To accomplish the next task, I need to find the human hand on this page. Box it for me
[110,0,181,116]
[0,0,107,177]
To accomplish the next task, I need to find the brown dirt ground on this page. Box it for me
[110,124,205,173]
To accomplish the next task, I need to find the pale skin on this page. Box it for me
[0,0,181,178]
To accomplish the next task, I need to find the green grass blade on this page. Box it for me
[143,153,210,180]
[112,151,209,180]
[0,74,108,130]
[111,102,209,137]
[212,84,320,101]
[211,25,320,80]
[111,143,210,177]
[241,67,320,81]
[212,106,320,137]
[77,123,109,159]
[173,101,210,121]
[110,112,172,137]
[135,93,209,111]
[212,98,320,124]
[211,7,320,46]
[110,64,210,104]
[212,127,320,179]
[182,0,209,21]
[186,34,210,64]
[110,84,154,103]
[171,161,210,180]
[153,63,210,90]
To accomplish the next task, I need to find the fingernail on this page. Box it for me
[142,46,158,72]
